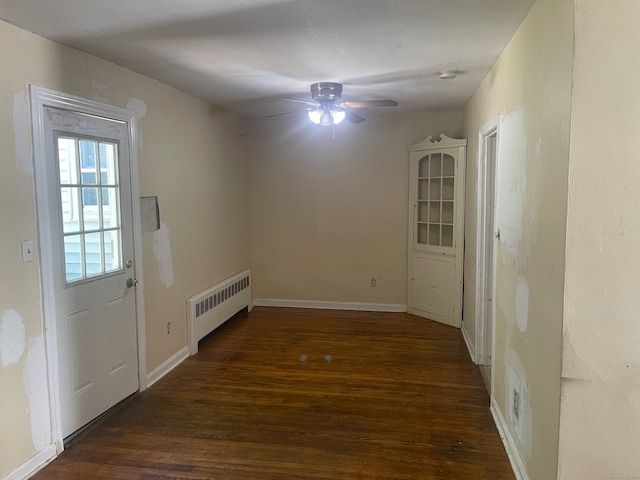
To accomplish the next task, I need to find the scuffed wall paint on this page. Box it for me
[91,79,109,103]
[515,275,529,333]
[126,97,147,147]
[22,336,50,450]
[13,92,32,176]
[152,222,174,288]
[0,309,26,367]
[496,108,527,263]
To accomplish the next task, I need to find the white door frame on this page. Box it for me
[475,116,499,367]
[30,86,147,452]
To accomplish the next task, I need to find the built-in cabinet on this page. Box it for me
[408,134,466,327]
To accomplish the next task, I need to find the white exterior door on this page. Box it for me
[43,106,139,437]
[407,135,466,327]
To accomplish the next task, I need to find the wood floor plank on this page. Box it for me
[33,307,514,479]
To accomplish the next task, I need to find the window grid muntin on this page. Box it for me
[56,133,123,284]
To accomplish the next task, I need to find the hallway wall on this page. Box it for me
[559,1,640,477]
[462,0,573,477]
[0,20,249,478]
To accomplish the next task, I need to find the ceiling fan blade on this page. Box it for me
[265,110,306,118]
[345,111,366,124]
[342,100,398,108]
[282,98,319,107]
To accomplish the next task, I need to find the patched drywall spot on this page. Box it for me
[92,79,109,103]
[23,335,50,450]
[127,97,147,147]
[0,309,26,367]
[534,137,542,155]
[152,222,174,288]
[515,275,529,332]
[13,92,33,175]
[496,108,527,260]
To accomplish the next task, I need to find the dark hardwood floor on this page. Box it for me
[33,307,514,479]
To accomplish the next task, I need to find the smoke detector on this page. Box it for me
[438,70,459,80]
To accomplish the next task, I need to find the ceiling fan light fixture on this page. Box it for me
[319,111,333,127]
[331,109,346,125]
[298,82,396,126]
[309,106,344,126]
[308,108,323,124]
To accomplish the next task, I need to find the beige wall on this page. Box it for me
[0,21,249,477]
[559,1,640,477]
[462,0,573,478]
[247,111,462,305]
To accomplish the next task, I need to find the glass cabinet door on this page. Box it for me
[415,152,456,249]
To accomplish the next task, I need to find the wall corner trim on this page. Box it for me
[145,347,189,388]
[490,397,529,480]
[252,298,408,313]
[461,321,476,363]
[3,444,57,480]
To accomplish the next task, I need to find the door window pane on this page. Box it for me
[101,143,117,184]
[79,140,97,169]
[61,187,81,233]
[103,230,122,273]
[64,235,83,282]
[84,232,103,276]
[56,135,123,284]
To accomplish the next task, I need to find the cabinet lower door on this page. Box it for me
[408,252,459,327]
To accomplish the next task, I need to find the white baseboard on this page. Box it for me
[2,443,57,480]
[252,298,407,313]
[461,321,476,363]
[145,346,189,388]
[490,397,528,480]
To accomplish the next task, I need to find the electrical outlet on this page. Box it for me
[370,278,377,287]
[167,322,171,334]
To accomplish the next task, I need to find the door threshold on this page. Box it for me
[63,392,138,448]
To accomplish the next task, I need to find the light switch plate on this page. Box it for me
[21,240,34,263]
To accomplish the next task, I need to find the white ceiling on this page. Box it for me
[0,0,535,118]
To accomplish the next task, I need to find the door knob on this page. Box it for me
[126,278,138,288]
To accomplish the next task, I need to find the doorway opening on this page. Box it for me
[30,86,147,451]
[475,117,499,392]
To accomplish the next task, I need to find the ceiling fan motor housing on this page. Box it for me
[310,82,343,102]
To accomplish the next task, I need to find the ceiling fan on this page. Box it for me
[273,82,397,126]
